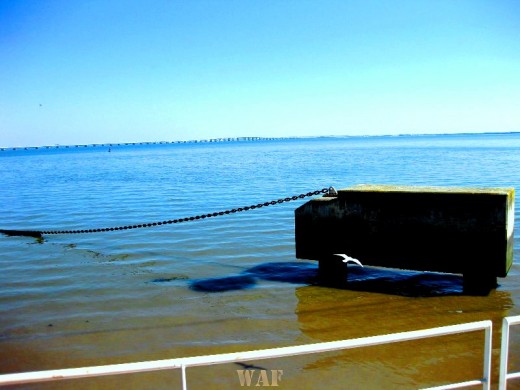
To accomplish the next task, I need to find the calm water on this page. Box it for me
[1,133,520,389]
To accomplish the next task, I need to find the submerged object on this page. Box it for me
[0,229,42,239]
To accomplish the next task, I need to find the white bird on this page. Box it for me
[334,254,363,267]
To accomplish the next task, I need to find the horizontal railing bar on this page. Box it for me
[422,379,485,390]
[505,315,520,326]
[506,372,520,379]
[183,321,492,367]
[507,372,520,380]
[0,320,492,386]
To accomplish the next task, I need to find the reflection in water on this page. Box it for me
[295,280,513,388]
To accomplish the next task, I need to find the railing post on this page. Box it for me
[181,364,187,390]
[483,325,492,390]
[500,317,512,390]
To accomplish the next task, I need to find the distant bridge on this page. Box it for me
[1,137,291,152]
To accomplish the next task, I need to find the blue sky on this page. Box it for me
[1,0,519,147]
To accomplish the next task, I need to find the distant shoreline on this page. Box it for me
[2,131,519,151]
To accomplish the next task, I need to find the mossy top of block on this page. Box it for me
[339,184,514,196]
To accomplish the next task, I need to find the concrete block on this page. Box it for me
[295,185,514,293]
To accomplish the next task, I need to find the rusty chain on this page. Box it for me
[1,187,334,238]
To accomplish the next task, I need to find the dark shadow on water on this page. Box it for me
[189,275,257,292]
[345,266,464,297]
[187,261,467,297]
[246,262,318,284]
[189,262,317,293]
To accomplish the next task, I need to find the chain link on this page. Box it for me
[33,188,332,236]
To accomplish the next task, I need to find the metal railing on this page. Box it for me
[0,320,492,389]
[499,315,520,389]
